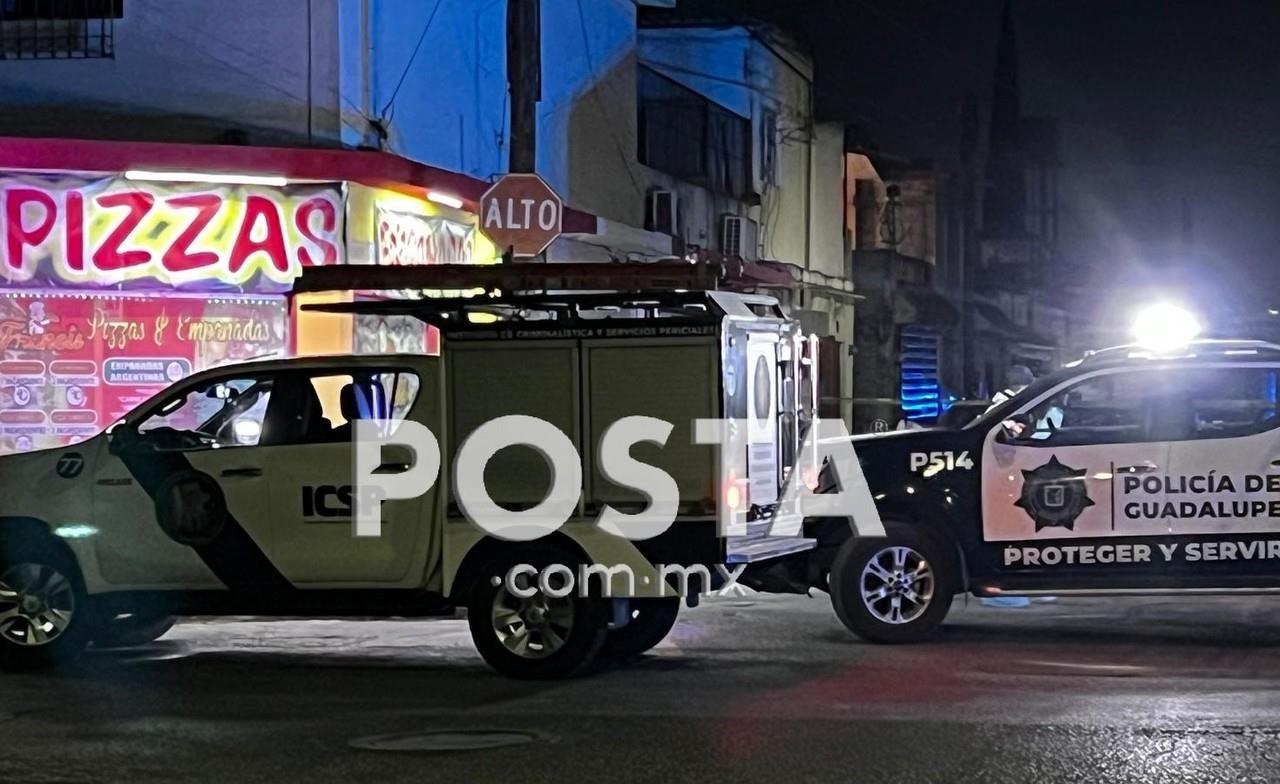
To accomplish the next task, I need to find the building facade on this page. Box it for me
[0,2,516,454]
[967,1,1068,395]
[0,0,860,446]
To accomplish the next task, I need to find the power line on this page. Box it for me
[574,0,646,197]
[131,2,370,129]
[380,0,447,120]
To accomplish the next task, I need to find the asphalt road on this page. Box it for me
[4,593,1280,783]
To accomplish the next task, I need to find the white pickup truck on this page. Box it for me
[0,264,818,678]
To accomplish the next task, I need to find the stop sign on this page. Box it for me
[479,173,563,257]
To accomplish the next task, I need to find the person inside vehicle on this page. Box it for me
[328,382,364,443]
[988,364,1062,440]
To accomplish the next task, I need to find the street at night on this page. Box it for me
[9,1,1280,781]
[5,594,1280,783]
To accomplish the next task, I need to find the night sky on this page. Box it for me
[684,0,1280,323]
[1009,1,1280,317]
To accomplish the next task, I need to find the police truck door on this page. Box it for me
[1160,365,1280,582]
[981,368,1175,576]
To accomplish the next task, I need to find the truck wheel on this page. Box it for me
[602,597,679,659]
[93,611,176,649]
[466,548,606,679]
[829,524,954,644]
[0,536,91,671]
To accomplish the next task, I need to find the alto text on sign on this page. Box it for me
[479,173,563,257]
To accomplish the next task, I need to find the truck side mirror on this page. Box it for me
[106,421,141,456]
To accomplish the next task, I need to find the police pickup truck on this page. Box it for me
[751,340,1280,643]
[0,264,816,678]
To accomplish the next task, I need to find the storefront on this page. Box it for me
[0,137,529,454]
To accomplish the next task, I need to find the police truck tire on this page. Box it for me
[93,611,177,648]
[466,547,607,679]
[829,524,954,644]
[0,536,91,671]
[602,597,679,659]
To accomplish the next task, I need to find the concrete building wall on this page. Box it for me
[343,0,510,170]
[894,172,938,266]
[808,122,846,280]
[338,0,644,219]
[638,25,820,269]
[0,0,341,145]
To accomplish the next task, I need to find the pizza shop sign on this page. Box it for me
[0,175,344,293]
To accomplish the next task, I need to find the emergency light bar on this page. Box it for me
[1074,339,1280,367]
[292,261,721,296]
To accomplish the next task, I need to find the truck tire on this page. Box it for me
[93,611,177,649]
[602,597,679,659]
[466,547,607,679]
[0,535,91,671]
[829,523,954,644]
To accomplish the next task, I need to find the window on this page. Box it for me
[760,109,779,185]
[637,66,750,198]
[302,370,422,444]
[1,0,121,59]
[900,327,941,421]
[1008,366,1280,446]
[138,376,273,449]
[1166,367,1280,440]
[1011,371,1151,446]
[130,368,421,450]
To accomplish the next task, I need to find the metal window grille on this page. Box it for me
[637,65,750,198]
[0,0,122,60]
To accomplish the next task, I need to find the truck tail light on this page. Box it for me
[724,470,749,512]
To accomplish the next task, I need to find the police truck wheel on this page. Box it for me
[602,597,679,659]
[829,525,953,644]
[93,611,176,649]
[466,549,607,679]
[0,537,90,671]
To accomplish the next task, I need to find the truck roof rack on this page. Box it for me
[292,261,721,296]
[1073,339,1280,367]
[302,290,724,325]
[293,261,790,333]
[298,289,793,334]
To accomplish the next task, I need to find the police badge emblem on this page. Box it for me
[1015,455,1094,531]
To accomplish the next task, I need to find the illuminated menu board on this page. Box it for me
[0,291,287,453]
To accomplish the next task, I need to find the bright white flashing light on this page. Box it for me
[426,190,464,209]
[125,170,288,187]
[1132,303,1201,352]
[52,524,98,539]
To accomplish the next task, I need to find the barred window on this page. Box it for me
[1,0,122,60]
[637,66,750,198]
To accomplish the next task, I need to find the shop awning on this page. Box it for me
[727,258,797,287]
[0,136,600,233]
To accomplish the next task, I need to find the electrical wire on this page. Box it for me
[574,0,646,198]
[130,3,371,131]
[379,0,447,120]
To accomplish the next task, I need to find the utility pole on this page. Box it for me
[506,0,541,174]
